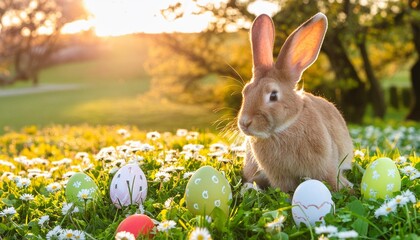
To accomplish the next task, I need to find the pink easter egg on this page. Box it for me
[116,214,154,238]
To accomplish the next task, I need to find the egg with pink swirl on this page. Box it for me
[292,179,334,227]
[110,164,148,208]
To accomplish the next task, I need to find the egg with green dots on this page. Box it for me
[361,157,401,200]
[185,166,232,217]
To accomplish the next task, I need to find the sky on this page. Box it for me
[61,0,280,36]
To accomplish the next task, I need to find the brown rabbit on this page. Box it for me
[238,13,353,192]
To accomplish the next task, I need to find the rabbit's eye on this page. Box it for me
[269,91,278,102]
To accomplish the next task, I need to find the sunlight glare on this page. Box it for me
[247,0,280,16]
[62,0,280,36]
[80,0,212,36]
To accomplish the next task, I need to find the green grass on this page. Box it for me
[0,125,418,239]
[381,69,411,89]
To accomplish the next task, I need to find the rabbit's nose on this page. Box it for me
[240,117,252,128]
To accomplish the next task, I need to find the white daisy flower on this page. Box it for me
[46,182,62,193]
[183,144,204,153]
[46,225,63,240]
[157,220,176,232]
[189,227,212,240]
[400,166,416,176]
[265,215,286,231]
[176,129,188,137]
[75,152,89,160]
[60,229,77,240]
[117,128,131,138]
[354,150,364,159]
[186,131,199,140]
[115,231,136,240]
[392,195,410,206]
[20,193,35,201]
[77,189,92,201]
[16,178,31,188]
[394,156,407,165]
[1,206,17,216]
[401,190,416,203]
[315,225,338,235]
[146,131,161,141]
[139,143,155,152]
[374,201,397,218]
[61,202,78,215]
[38,215,50,226]
[72,230,86,240]
[164,198,174,209]
[183,171,195,179]
[410,171,420,180]
[334,230,359,239]
[1,172,15,180]
[154,172,171,182]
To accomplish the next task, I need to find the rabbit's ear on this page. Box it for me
[251,14,275,71]
[275,12,327,82]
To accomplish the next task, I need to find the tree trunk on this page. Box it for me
[358,35,386,119]
[322,34,367,124]
[32,73,39,86]
[407,59,420,120]
[407,17,420,121]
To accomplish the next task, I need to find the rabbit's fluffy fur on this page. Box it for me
[238,13,353,192]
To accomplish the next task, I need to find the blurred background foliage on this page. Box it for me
[0,0,420,132]
[148,0,420,124]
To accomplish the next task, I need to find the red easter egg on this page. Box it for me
[116,214,155,238]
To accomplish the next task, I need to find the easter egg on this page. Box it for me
[110,164,148,208]
[116,214,155,238]
[185,166,232,216]
[65,172,100,205]
[361,157,401,200]
[292,180,334,227]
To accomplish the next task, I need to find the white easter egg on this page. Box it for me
[361,157,401,200]
[185,166,232,217]
[110,164,148,208]
[292,180,334,227]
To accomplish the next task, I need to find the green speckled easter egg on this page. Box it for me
[185,166,232,216]
[65,173,100,205]
[361,157,401,200]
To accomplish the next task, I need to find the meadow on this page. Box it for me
[0,124,419,239]
[0,35,222,134]
[0,35,419,239]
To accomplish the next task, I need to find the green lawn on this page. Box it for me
[0,36,222,133]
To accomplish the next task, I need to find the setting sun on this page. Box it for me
[62,0,279,36]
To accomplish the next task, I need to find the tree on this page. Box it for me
[0,0,86,86]
[148,0,413,123]
[407,0,420,121]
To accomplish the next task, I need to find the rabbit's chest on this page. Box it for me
[251,132,331,174]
